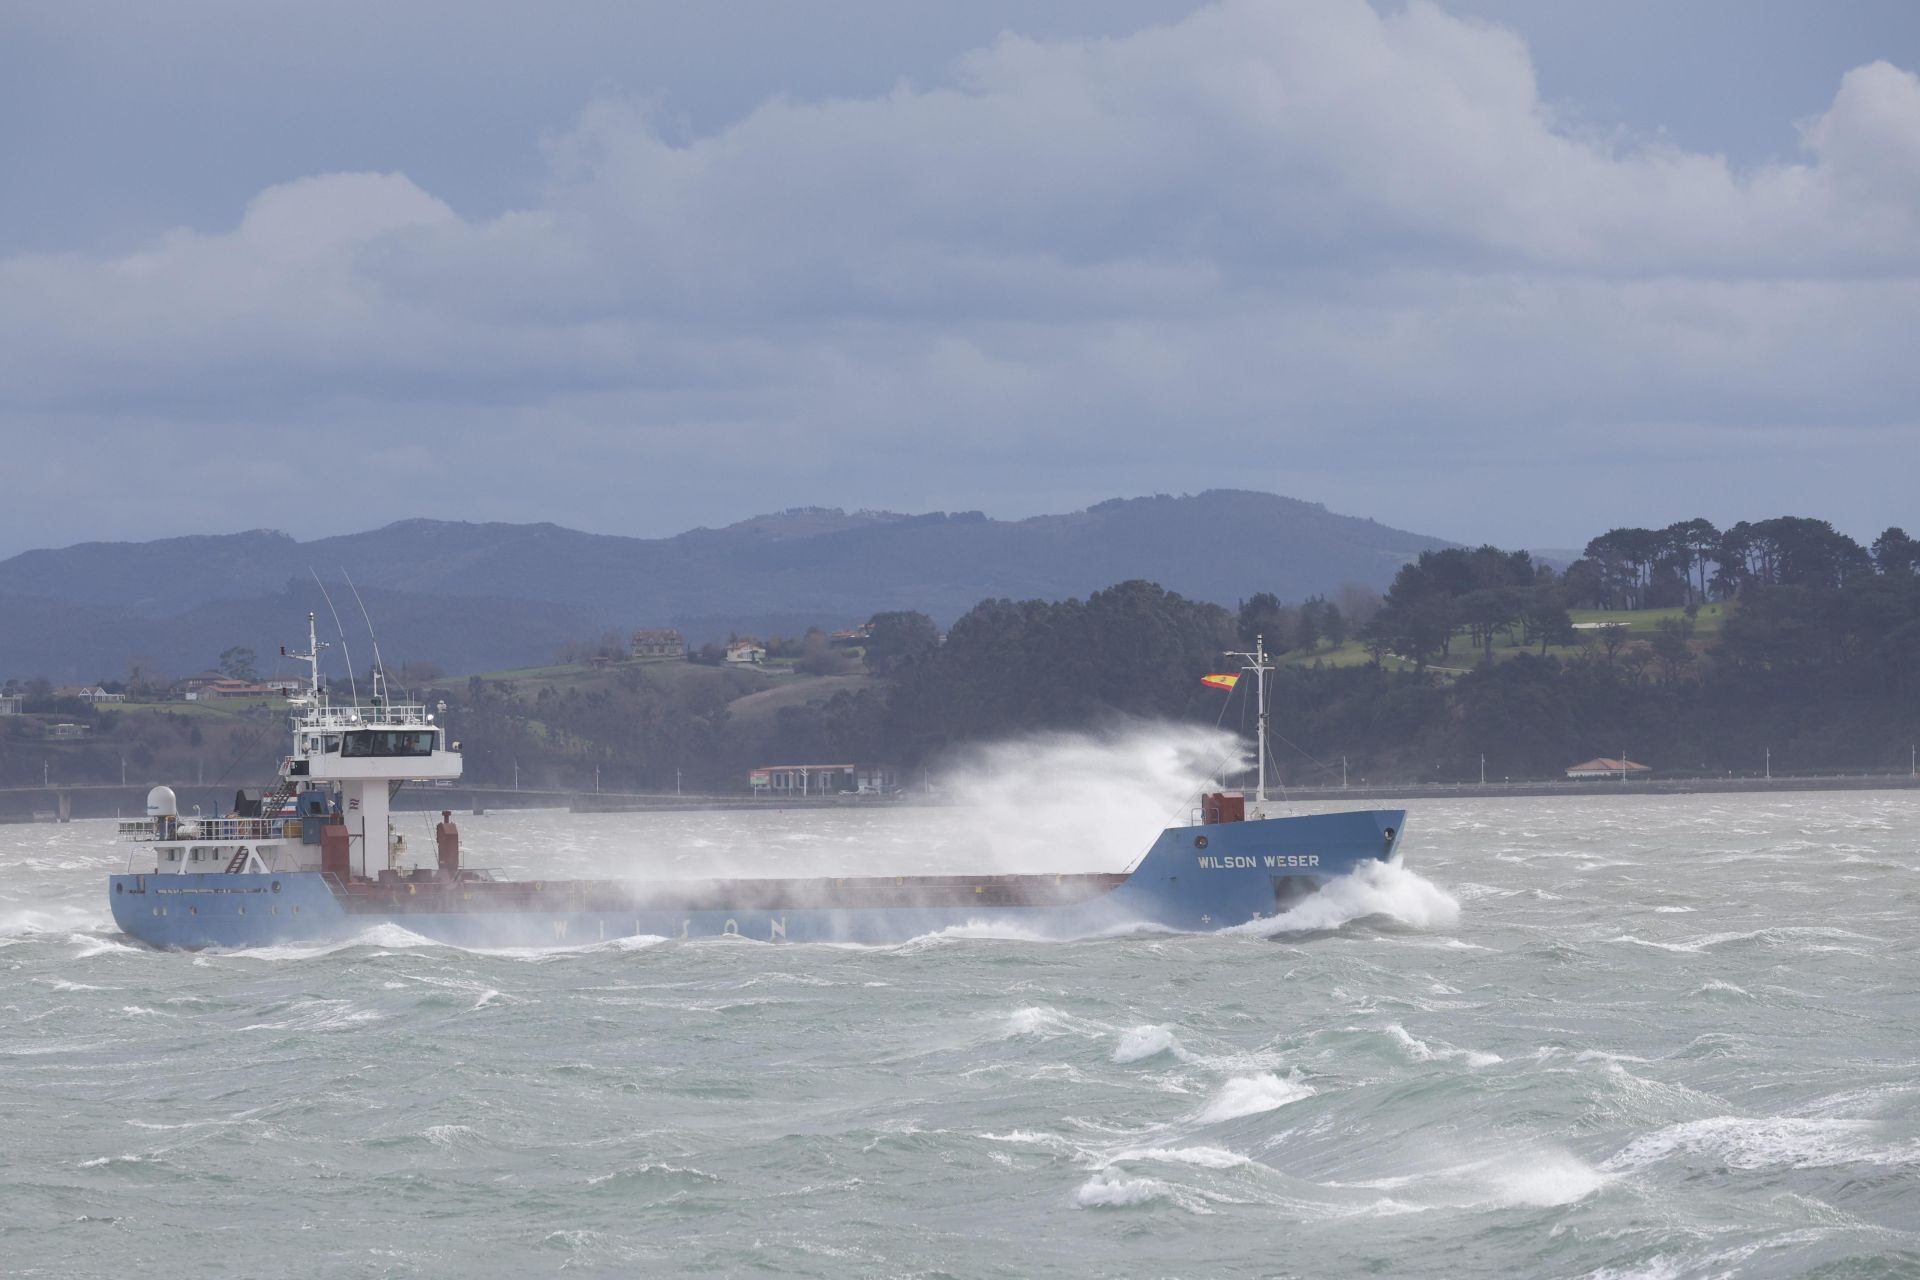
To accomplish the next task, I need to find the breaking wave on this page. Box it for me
[1226,859,1459,937]
[1111,1024,1195,1064]
[1606,1116,1920,1173]
[1195,1072,1314,1123]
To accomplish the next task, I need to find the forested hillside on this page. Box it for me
[739,514,1920,784]
[6,514,1913,792]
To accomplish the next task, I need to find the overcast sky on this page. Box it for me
[4,0,1917,557]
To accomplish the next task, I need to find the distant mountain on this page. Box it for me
[0,585,618,685]
[0,491,1456,679]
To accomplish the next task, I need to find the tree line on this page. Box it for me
[770,514,1920,783]
[6,512,1915,790]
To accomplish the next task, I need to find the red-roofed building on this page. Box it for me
[1565,757,1651,779]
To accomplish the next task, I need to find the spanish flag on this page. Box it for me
[1201,673,1239,691]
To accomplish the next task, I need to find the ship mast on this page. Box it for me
[282,611,329,707]
[1224,634,1275,817]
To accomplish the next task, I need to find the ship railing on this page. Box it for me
[294,703,437,729]
[118,816,297,843]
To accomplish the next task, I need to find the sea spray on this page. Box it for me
[1195,1072,1315,1123]
[1225,858,1459,937]
[937,724,1245,873]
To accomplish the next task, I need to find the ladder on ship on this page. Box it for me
[259,775,299,821]
[224,774,299,873]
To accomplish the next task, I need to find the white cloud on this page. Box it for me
[2,0,1917,550]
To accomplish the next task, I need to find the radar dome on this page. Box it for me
[146,785,178,818]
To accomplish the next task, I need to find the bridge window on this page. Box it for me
[341,730,436,758]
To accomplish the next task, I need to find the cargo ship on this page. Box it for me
[109,618,1407,948]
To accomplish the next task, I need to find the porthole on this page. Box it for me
[270,881,282,893]
[189,906,197,915]
[1194,835,1209,849]
[115,883,123,895]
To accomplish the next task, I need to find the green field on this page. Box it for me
[1285,603,1729,675]
[1568,604,1727,636]
[110,697,284,718]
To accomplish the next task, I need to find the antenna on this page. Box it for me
[341,569,387,705]
[1222,634,1274,817]
[309,569,359,706]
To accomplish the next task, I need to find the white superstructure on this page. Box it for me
[121,612,462,878]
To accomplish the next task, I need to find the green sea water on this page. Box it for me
[4,791,1917,1278]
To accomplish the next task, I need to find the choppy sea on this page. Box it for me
[4,789,1918,1278]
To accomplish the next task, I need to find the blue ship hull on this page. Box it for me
[109,809,1407,949]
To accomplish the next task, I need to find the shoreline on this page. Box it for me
[5,773,1916,824]
[1265,774,1920,803]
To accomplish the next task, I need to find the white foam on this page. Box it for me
[1479,1151,1608,1206]
[1104,1145,1251,1170]
[0,904,110,937]
[896,919,1055,949]
[1225,860,1459,937]
[1075,1171,1179,1208]
[1327,1150,1608,1210]
[979,1130,1073,1151]
[1001,1005,1106,1040]
[597,933,669,952]
[234,922,443,960]
[1195,1072,1314,1123]
[1111,1024,1194,1064]
[1380,1023,1501,1067]
[67,933,138,958]
[1609,926,1879,955]
[79,1153,156,1169]
[1606,1115,1920,1172]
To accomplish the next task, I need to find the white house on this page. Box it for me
[0,693,23,715]
[54,685,125,704]
[726,642,767,665]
